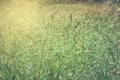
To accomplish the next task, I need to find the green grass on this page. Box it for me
[0,1,120,80]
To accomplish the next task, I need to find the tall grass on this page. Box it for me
[0,1,120,80]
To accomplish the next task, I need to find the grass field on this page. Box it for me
[0,1,120,80]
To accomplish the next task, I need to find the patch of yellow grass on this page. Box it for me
[3,0,38,28]
[0,1,40,45]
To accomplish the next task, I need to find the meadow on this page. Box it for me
[0,1,120,80]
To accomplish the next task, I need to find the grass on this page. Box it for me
[0,1,120,80]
